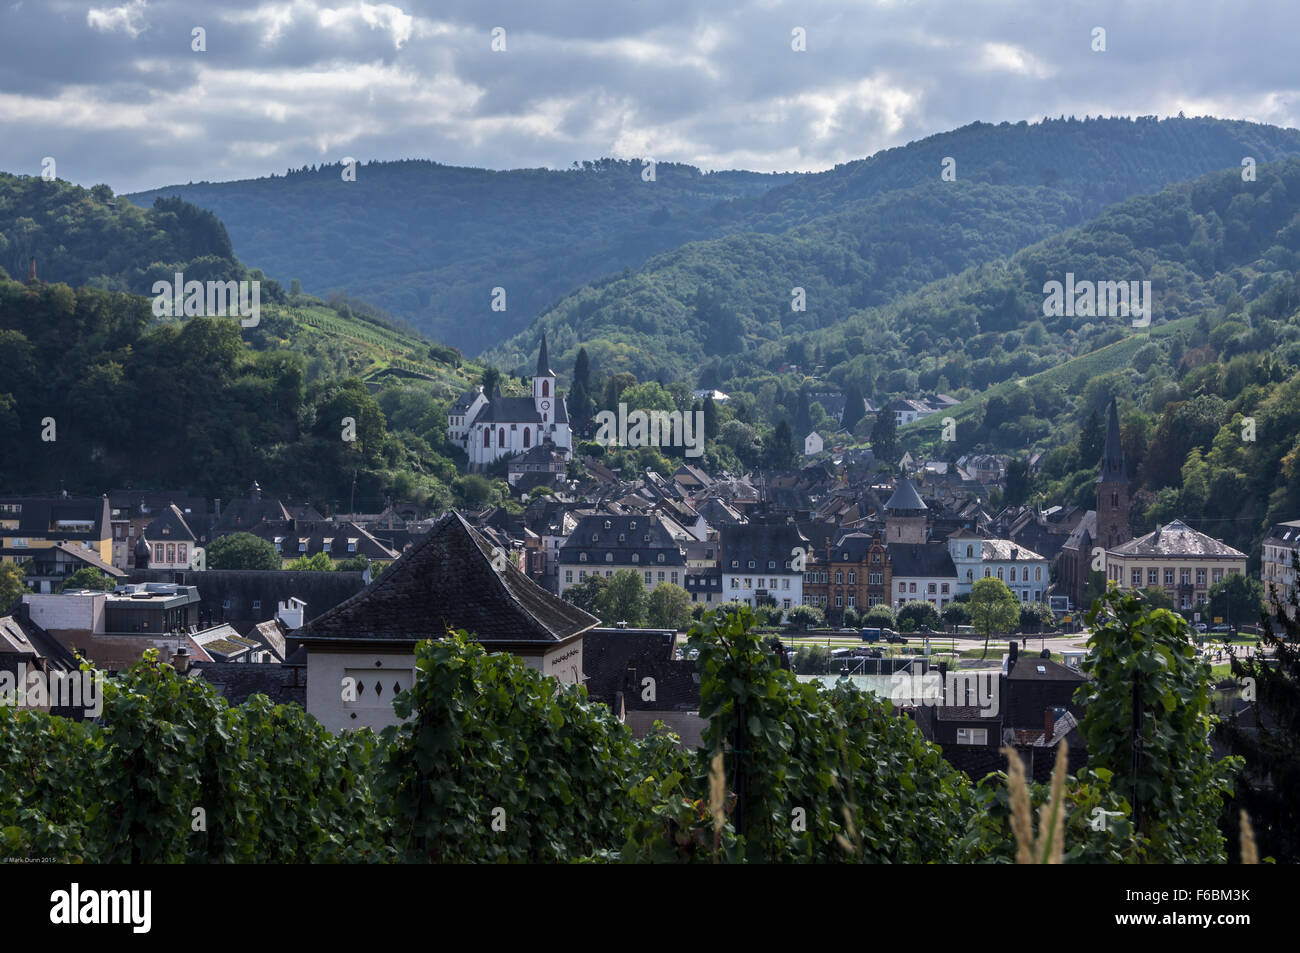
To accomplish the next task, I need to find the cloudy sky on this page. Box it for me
[1,0,1296,193]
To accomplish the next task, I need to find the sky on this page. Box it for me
[1,0,1297,194]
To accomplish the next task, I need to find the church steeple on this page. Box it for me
[536,330,554,378]
[1097,397,1127,484]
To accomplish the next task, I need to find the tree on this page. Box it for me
[841,383,865,432]
[862,604,895,629]
[941,601,970,627]
[1018,600,1055,633]
[1078,588,1237,861]
[334,554,370,573]
[969,577,1020,659]
[1077,409,1104,470]
[896,600,941,632]
[60,567,117,592]
[1217,556,1300,862]
[602,569,647,627]
[794,389,812,437]
[646,583,692,631]
[285,553,334,572]
[206,533,281,570]
[1136,586,1174,611]
[870,408,897,462]
[786,604,824,630]
[1003,457,1033,507]
[0,560,29,610]
[1206,573,1264,627]
[562,574,608,617]
[764,418,796,469]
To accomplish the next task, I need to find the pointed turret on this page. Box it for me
[1097,398,1127,484]
[536,330,554,377]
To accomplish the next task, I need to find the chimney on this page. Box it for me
[1044,708,1055,743]
[29,256,37,282]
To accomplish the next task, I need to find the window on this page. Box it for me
[835,595,843,608]
[1212,568,1224,583]
[657,553,665,563]
[848,572,856,585]
[731,560,739,569]
[618,534,625,542]
[565,570,573,583]
[984,568,991,577]
[1035,567,1042,581]
[1131,569,1142,586]
[631,553,639,563]
[498,427,505,446]
[768,561,776,570]
[956,728,988,746]
[178,544,187,564]
[997,567,1004,580]
[484,429,490,447]
[579,553,588,562]
[579,570,587,580]
[748,560,755,569]
[1181,569,1191,586]
[927,583,936,594]
[783,599,791,609]
[1196,569,1207,586]
[941,583,949,594]
[782,578,789,590]
[348,539,358,553]
[154,544,165,563]
[671,571,679,584]
[731,577,739,588]
[322,539,332,553]
[898,582,905,593]
[835,571,843,585]
[252,600,261,611]
[966,545,973,558]
[605,552,613,563]
[909,583,917,593]
[523,428,531,448]
[657,571,665,583]
[744,578,752,589]
[1165,568,1175,585]
[604,520,612,530]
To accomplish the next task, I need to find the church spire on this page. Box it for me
[536,330,554,378]
[1097,397,1127,483]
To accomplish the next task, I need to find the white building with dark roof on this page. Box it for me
[556,513,686,597]
[1262,519,1300,620]
[453,333,573,470]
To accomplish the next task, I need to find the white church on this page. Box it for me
[449,332,573,470]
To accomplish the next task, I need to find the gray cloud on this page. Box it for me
[0,0,1296,192]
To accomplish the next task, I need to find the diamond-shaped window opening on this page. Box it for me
[356,680,365,696]
[393,681,402,695]
[375,681,384,697]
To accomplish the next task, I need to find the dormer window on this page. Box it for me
[605,552,613,563]
[768,561,776,570]
[748,560,755,569]
[632,554,639,563]
[579,553,588,562]
[619,534,625,542]
[643,534,650,543]
[630,521,637,529]
[731,560,739,569]
[592,533,599,542]
[657,554,665,563]
[604,520,612,530]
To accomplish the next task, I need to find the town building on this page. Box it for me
[0,496,113,573]
[1261,519,1300,620]
[291,511,598,732]
[720,516,807,612]
[1105,519,1248,611]
[556,513,686,598]
[802,531,891,621]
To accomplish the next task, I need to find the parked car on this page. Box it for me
[1194,623,1208,633]
[886,633,909,645]
[1211,624,1231,633]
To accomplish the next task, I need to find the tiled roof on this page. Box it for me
[297,511,598,644]
[1109,520,1247,559]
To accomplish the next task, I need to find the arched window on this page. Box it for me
[499,427,505,446]
[483,428,490,447]
[542,380,549,397]
[966,545,973,558]
[997,567,1004,580]
[523,428,531,448]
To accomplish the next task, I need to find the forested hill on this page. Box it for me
[128,117,1300,359]
[0,172,265,295]
[125,159,798,355]
[488,117,1300,379]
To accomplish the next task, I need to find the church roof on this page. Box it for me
[537,330,554,377]
[1097,397,1127,484]
[476,397,543,424]
[295,511,597,645]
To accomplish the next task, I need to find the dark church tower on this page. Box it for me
[1095,398,1132,550]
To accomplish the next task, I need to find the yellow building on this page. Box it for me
[0,496,114,572]
[1105,519,1247,612]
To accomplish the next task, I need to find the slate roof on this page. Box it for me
[1109,520,1247,560]
[1006,656,1087,682]
[192,661,307,707]
[581,628,700,712]
[720,518,808,572]
[1264,520,1300,546]
[1097,397,1128,484]
[0,612,79,670]
[559,514,685,567]
[475,396,543,424]
[886,543,957,578]
[52,542,127,577]
[451,387,484,414]
[0,496,111,538]
[981,539,1046,562]
[884,479,927,513]
[296,511,598,644]
[144,503,198,542]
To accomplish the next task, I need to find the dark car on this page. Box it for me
[886,633,909,644]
